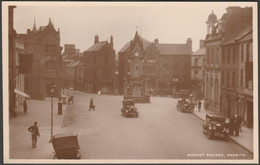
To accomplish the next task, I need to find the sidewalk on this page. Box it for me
[9,98,67,159]
[192,102,253,154]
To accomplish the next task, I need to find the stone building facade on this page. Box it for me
[83,35,115,93]
[204,7,252,116]
[191,40,206,98]
[18,19,62,98]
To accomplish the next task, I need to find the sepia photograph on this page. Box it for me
[2,1,258,164]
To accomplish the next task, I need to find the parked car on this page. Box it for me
[176,98,194,113]
[100,88,112,94]
[52,132,81,159]
[121,98,139,118]
[203,113,229,140]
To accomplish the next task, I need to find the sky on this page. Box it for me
[12,2,255,54]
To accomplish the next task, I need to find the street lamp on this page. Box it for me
[49,83,55,143]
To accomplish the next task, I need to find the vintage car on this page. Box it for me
[176,98,194,113]
[203,113,229,140]
[52,132,81,159]
[121,98,139,117]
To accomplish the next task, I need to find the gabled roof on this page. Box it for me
[39,26,47,31]
[85,41,113,52]
[192,47,205,56]
[158,44,191,55]
[119,37,152,53]
[223,24,252,45]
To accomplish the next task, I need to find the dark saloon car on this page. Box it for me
[52,132,81,159]
[176,99,194,113]
[203,113,229,140]
[121,98,139,118]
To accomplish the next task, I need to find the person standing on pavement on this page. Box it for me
[234,114,241,136]
[28,121,40,148]
[229,115,234,136]
[198,100,202,112]
[23,98,27,114]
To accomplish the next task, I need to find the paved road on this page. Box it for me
[61,91,253,159]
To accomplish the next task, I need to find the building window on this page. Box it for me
[206,48,210,65]
[240,44,244,62]
[194,70,198,79]
[226,71,229,87]
[221,71,225,85]
[240,70,243,87]
[216,47,219,65]
[211,48,214,64]
[232,72,236,87]
[249,43,253,62]
[93,69,96,78]
[246,43,250,62]
[232,47,236,64]
[45,45,56,53]
[227,48,230,64]
[103,68,110,77]
[222,47,226,63]
[195,58,198,66]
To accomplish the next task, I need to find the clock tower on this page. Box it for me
[123,31,150,103]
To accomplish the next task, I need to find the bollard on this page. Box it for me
[58,102,62,115]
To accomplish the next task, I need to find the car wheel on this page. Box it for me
[207,131,213,139]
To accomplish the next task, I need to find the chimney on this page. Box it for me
[154,38,159,45]
[199,40,205,48]
[94,35,99,44]
[110,35,113,48]
[186,38,192,53]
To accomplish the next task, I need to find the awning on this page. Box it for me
[14,89,30,98]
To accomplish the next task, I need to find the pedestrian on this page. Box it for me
[23,98,28,114]
[89,98,95,111]
[194,101,197,108]
[28,121,40,148]
[229,115,234,136]
[198,100,202,112]
[234,114,241,136]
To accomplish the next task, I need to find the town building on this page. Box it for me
[156,38,192,91]
[9,5,17,117]
[191,40,206,99]
[18,18,62,98]
[83,35,115,93]
[204,7,252,115]
[61,44,83,90]
[221,24,252,127]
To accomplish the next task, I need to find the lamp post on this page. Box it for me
[49,84,55,143]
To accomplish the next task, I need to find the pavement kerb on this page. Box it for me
[192,111,253,154]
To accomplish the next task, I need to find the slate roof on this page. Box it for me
[223,24,252,45]
[192,47,206,56]
[119,38,152,53]
[157,44,191,55]
[85,41,110,52]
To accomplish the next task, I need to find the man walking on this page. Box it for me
[89,98,95,111]
[28,121,40,148]
[198,100,202,112]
